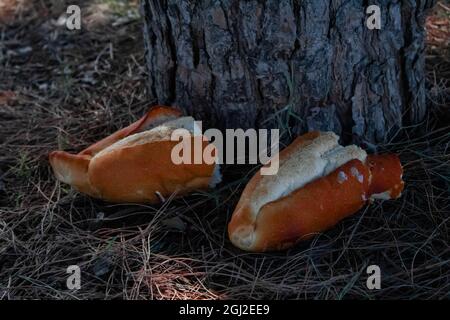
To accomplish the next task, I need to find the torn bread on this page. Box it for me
[80,105,182,157]
[49,106,220,203]
[228,131,404,252]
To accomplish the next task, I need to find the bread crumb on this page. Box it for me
[370,190,392,200]
[351,167,364,183]
[337,171,348,184]
[155,191,166,202]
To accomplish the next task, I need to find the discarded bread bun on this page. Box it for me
[228,131,404,252]
[49,106,221,203]
[80,105,183,157]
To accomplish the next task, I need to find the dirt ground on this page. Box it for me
[0,0,449,299]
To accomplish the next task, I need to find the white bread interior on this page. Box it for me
[138,114,182,132]
[92,117,202,160]
[248,132,367,219]
[91,116,221,188]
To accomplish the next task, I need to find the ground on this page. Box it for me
[0,0,449,299]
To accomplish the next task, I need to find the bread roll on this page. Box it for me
[80,105,182,157]
[49,106,220,203]
[228,131,404,252]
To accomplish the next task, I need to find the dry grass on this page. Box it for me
[0,0,449,299]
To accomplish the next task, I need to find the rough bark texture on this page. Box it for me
[142,0,435,144]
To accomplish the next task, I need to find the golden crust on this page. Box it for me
[367,154,404,199]
[89,138,214,203]
[227,132,322,248]
[49,151,98,196]
[228,132,405,252]
[49,105,216,203]
[251,160,370,251]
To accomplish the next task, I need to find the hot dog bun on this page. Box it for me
[49,106,220,203]
[228,131,404,252]
[80,105,182,157]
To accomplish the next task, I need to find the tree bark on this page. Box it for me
[141,0,436,144]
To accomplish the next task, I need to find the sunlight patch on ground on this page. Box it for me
[83,0,140,30]
[426,2,450,49]
[0,0,29,23]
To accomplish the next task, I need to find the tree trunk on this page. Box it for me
[141,0,435,145]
